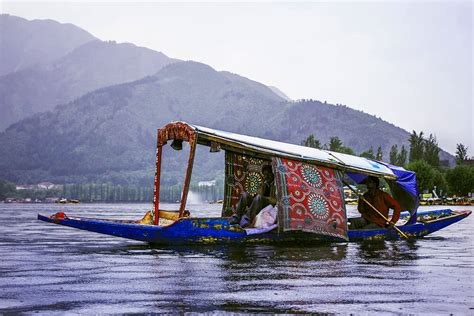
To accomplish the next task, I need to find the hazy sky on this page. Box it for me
[2,1,472,155]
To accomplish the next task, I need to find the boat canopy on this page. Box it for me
[347,163,419,224]
[153,121,419,227]
[193,124,396,179]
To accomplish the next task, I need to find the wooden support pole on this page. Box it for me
[179,139,197,217]
[153,139,163,225]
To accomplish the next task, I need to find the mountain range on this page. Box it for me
[0,14,454,186]
[0,14,95,76]
[0,14,177,130]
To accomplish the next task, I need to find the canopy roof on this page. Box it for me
[194,124,396,179]
[158,121,396,179]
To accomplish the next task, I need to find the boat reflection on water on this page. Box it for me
[143,240,422,267]
[139,241,427,313]
[146,243,350,263]
[355,240,420,262]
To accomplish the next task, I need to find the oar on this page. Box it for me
[343,180,409,239]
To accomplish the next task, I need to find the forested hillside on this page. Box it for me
[0,15,177,130]
[0,60,439,186]
[0,15,454,190]
[0,40,177,130]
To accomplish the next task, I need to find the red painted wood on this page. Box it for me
[153,134,163,225]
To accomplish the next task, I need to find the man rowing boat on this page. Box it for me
[350,176,401,229]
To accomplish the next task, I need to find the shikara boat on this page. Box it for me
[38,121,471,244]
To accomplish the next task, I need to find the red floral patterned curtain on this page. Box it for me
[272,157,348,240]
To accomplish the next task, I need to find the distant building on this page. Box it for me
[44,197,60,203]
[37,182,56,190]
[16,182,57,190]
[198,180,216,187]
[16,184,35,190]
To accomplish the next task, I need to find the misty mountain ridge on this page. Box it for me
[269,86,292,101]
[0,15,454,186]
[0,60,450,186]
[0,38,177,130]
[0,14,96,76]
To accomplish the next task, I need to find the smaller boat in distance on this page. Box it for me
[38,122,471,244]
[55,198,80,204]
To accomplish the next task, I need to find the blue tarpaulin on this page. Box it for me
[346,161,419,225]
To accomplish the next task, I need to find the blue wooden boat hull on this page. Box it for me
[37,209,471,244]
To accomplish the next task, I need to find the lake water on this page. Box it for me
[0,203,473,314]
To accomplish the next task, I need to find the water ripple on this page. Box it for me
[0,203,472,313]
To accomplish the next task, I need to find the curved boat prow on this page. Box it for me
[348,209,472,242]
[414,209,471,234]
[37,213,168,242]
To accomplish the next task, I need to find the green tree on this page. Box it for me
[389,145,407,166]
[340,147,355,155]
[327,136,354,155]
[432,169,447,194]
[328,136,343,152]
[398,145,407,167]
[0,179,16,200]
[301,134,321,149]
[376,146,383,161]
[409,131,424,162]
[445,165,474,196]
[389,145,398,165]
[360,147,375,159]
[408,131,440,168]
[455,143,469,164]
[424,134,440,168]
[406,160,435,192]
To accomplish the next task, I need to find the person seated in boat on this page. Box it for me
[230,165,276,227]
[350,176,401,229]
